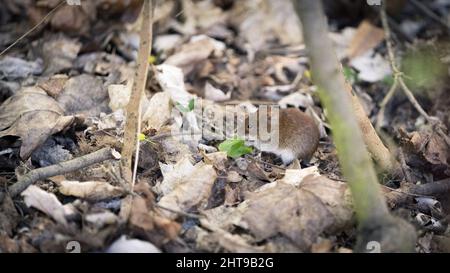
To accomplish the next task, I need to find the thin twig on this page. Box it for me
[155,204,203,219]
[376,79,398,130]
[380,5,450,147]
[121,0,153,188]
[380,5,434,123]
[0,1,66,57]
[398,148,412,183]
[131,98,143,190]
[0,148,120,203]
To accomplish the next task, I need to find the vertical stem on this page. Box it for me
[120,0,153,185]
[293,0,390,224]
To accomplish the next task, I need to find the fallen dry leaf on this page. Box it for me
[0,87,74,159]
[155,64,199,134]
[280,166,321,187]
[240,176,353,250]
[157,159,217,219]
[142,91,172,130]
[198,219,268,253]
[199,175,354,251]
[41,35,81,76]
[230,0,303,51]
[347,20,385,60]
[202,151,228,171]
[59,181,126,201]
[0,56,43,80]
[85,211,118,229]
[57,74,109,117]
[21,185,70,227]
[165,35,225,75]
[128,182,181,244]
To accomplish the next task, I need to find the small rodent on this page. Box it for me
[246,108,320,165]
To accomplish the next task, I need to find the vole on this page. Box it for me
[245,107,320,165]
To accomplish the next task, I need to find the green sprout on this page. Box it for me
[218,138,253,159]
[176,98,195,113]
[343,65,358,84]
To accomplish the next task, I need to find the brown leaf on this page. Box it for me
[38,74,69,98]
[403,130,450,177]
[128,182,181,244]
[241,176,352,250]
[347,20,385,60]
[157,160,218,219]
[21,185,69,227]
[0,87,74,159]
[59,181,126,201]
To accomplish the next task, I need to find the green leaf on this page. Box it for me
[218,138,253,158]
[176,99,195,113]
[176,102,189,113]
[188,98,195,111]
[343,66,358,84]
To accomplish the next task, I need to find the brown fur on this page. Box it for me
[278,108,320,161]
[244,108,320,162]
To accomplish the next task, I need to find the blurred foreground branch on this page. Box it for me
[293,0,416,252]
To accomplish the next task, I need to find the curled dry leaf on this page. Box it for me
[0,87,74,159]
[59,181,126,201]
[21,185,72,227]
[204,82,231,102]
[157,159,217,219]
